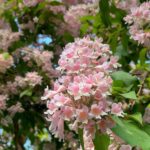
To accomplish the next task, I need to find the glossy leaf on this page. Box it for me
[111,71,138,86]
[112,117,150,150]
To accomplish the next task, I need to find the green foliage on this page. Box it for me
[99,0,111,27]
[20,89,33,98]
[128,113,143,125]
[78,128,85,150]
[111,71,138,87]
[120,91,137,100]
[139,48,147,65]
[111,71,139,102]
[112,117,150,150]
[93,131,110,150]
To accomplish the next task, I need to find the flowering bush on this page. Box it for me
[0,0,149,150]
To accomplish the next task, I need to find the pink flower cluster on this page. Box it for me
[47,5,66,14]
[42,36,123,142]
[116,0,139,12]
[63,2,98,36]
[0,95,8,110]
[0,19,10,30]
[0,29,20,51]
[20,47,58,77]
[0,72,42,96]
[8,102,24,116]
[15,72,42,89]
[0,53,14,73]
[124,2,150,47]
[23,0,43,7]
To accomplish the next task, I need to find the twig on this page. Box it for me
[137,71,149,96]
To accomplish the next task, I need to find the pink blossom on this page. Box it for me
[43,36,122,141]
[48,5,66,14]
[63,106,74,120]
[20,47,58,77]
[6,81,18,95]
[49,111,64,140]
[68,84,80,97]
[23,0,42,7]
[83,128,94,150]
[47,102,57,115]
[25,72,42,87]
[82,83,92,95]
[77,106,89,123]
[124,2,150,47]
[61,3,98,37]
[56,118,64,140]
[90,104,103,118]
[8,102,24,116]
[0,29,20,51]
[111,103,123,117]
[0,95,8,110]
[116,0,139,12]
[15,76,26,87]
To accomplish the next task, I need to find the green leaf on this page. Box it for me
[111,71,138,86]
[3,10,18,31]
[112,117,150,150]
[78,128,84,150]
[110,31,119,53]
[112,80,134,95]
[139,48,147,65]
[113,80,125,87]
[142,124,150,136]
[99,0,111,27]
[80,23,89,35]
[121,30,129,51]
[20,89,32,98]
[120,91,137,100]
[128,113,143,125]
[115,45,128,58]
[93,131,110,150]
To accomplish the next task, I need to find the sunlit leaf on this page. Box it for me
[112,117,150,150]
